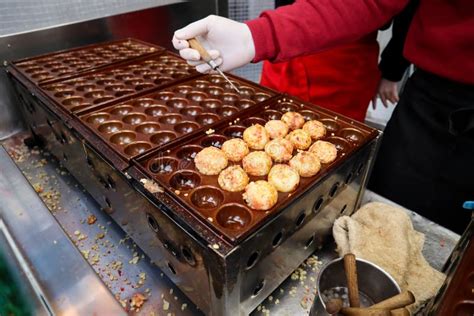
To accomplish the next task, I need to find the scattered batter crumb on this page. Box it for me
[163,299,170,311]
[212,243,219,250]
[181,303,188,311]
[33,183,44,193]
[174,190,181,195]
[81,250,90,259]
[129,252,140,265]
[140,178,164,193]
[205,128,215,135]
[87,215,97,225]
[130,293,147,309]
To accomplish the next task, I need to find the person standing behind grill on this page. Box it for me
[172,0,474,234]
[260,0,380,122]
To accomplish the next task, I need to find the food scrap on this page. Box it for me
[130,292,147,309]
[140,178,164,193]
[87,214,97,225]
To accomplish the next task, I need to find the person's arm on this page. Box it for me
[379,0,419,82]
[173,0,409,72]
[374,0,418,108]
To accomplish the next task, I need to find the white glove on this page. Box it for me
[172,15,256,73]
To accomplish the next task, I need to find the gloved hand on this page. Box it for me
[172,15,256,73]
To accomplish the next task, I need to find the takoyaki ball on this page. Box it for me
[242,151,273,176]
[264,138,294,163]
[289,151,321,177]
[281,111,305,130]
[303,120,327,140]
[243,180,278,211]
[243,124,270,150]
[268,164,300,193]
[218,165,249,192]
[194,147,228,175]
[265,120,289,139]
[309,140,338,164]
[286,129,312,150]
[221,138,249,162]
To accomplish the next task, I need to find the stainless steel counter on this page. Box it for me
[0,133,459,315]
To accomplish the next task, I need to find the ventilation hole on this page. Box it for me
[107,175,116,189]
[163,241,170,250]
[60,131,68,144]
[86,156,94,168]
[167,262,176,275]
[147,213,159,232]
[252,279,265,297]
[246,252,260,270]
[46,119,53,127]
[340,204,347,214]
[295,211,306,227]
[345,172,353,184]
[357,162,365,175]
[313,196,324,212]
[63,153,68,161]
[105,197,111,208]
[329,182,340,198]
[272,231,283,248]
[181,246,196,266]
[305,236,315,249]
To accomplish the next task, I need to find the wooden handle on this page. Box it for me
[341,307,391,316]
[371,291,415,310]
[390,308,410,316]
[188,38,212,63]
[344,253,360,307]
[326,298,343,314]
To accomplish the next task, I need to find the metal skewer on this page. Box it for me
[188,38,241,94]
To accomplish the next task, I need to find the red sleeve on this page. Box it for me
[246,0,409,62]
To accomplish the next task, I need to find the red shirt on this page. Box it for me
[246,0,474,85]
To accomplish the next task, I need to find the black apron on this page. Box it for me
[369,69,474,234]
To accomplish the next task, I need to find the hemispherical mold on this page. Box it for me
[300,110,320,121]
[206,86,224,96]
[190,186,224,209]
[54,90,75,98]
[223,125,246,138]
[320,118,340,132]
[98,121,123,134]
[194,80,209,89]
[123,141,152,156]
[187,91,207,102]
[217,106,239,117]
[86,112,110,124]
[135,122,161,134]
[216,204,252,230]
[239,86,256,96]
[201,99,222,110]
[166,98,189,109]
[110,131,136,145]
[77,84,97,92]
[201,134,227,148]
[176,145,203,161]
[242,117,267,127]
[196,113,220,126]
[155,91,174,101]
[149,156,179,174]
[221,93,239,103]
[174,121,200,134]
[115,89,135,97]
[105,84,126,92]
[180,106,203,117]
[278,102,299,112]
[154,76,173,85]
[253,92,271,102]
[144,105,168,117]
[325,136,352,154]
[135,83,155,91]
[169,170,201,191]
[150,131,177,145]
[158,114,182,125]
[262,109,283,121]
[110,105,134,116]
[84,90,107,99]
[173,85,194,94]
[132,98,156,108]
[122,113,147,125]
[236,99,256,110]
[339,128,365,144]
[93,96,114,104]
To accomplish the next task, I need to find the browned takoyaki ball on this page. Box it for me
[221,138,249,162]
[286,129,312,150]
[265,120,289,139]
[268,164,300,193]
[218,165,249,192]
[194,147,228,175]
[264,138,294,162]
[242,151,273,176]
[281,111,305,130]
[303,120,327,140]
[309,140,338,164]
[243,124,270,150]
[289,151,321,177]
[243,180,278,211]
